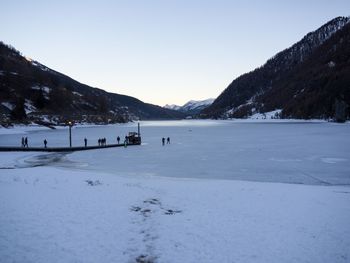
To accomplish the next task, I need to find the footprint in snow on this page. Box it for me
[85,180,102,186]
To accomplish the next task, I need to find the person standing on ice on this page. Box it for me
[24,137,28,147]
[84,138,87,147]
[162,137,165,146]
[167,137,170,144]
[117,136,120,144]
[44,139,47,148]
[21,137,25,147]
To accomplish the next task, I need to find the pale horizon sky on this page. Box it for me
[1,0,349,106]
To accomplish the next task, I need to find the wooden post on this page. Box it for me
[68,121,73,147]
[69,125,72,147]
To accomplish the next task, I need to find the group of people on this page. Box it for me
[162,137,170,146]
[19,135,134,149]
[21,137,28,147]
[98,138,107,146]
[21,137,48,148]
[117,136,130,145]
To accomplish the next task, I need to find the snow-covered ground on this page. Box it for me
[1,120,350,262]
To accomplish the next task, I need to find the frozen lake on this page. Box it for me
[1,120,350,263]
[1,120,349,185]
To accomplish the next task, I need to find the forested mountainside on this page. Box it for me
[202,16,350,121]
[0,42,184,126]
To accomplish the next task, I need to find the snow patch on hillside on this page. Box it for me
[24,100,37,114]
[250,109,282,119]
[31,86,51,94]
[72,91,83,97]
[1,102,15,111]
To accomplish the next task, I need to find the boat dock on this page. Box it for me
[0,122,142,152]
[0,142,141,152]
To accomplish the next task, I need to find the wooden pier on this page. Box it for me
[0,123,142,153]
[0,142,140,152]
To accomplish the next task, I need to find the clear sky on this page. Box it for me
[1,0,349,106]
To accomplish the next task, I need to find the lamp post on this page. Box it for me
[68,121,73,147]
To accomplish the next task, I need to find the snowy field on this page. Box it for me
[1,120,350,262]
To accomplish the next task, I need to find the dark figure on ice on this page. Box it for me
[24,137,28,147]
[167,137,170,144]
[21,137,25,147]
[117,136,120,144]
[44,139,47,148]
[84,138,87,147]
[162,137,165,146]
[98,138,101,146]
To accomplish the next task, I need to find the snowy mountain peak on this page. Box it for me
[164,99,215,115]
[164,104,182,111]
[182,99,215,109]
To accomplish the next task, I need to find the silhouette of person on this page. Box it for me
[44,139,47,148]
[24,137,28,147]
[98,138,101,146]
[117,136,120,144]
[21,137,25,147]
[162,137,165,146]
[167,137,170,144]
[84,138,87,147]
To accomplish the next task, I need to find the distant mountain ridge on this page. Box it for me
[164,98,214,115]
[202,16,350,121]
[0,42,185,125]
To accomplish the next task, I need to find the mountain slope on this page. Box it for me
[202,16,350,120]
[0,42,185,124]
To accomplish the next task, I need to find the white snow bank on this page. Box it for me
[0,166,349,263]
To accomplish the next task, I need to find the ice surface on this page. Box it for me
[1,120,350,262]
[1,120,349,185]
